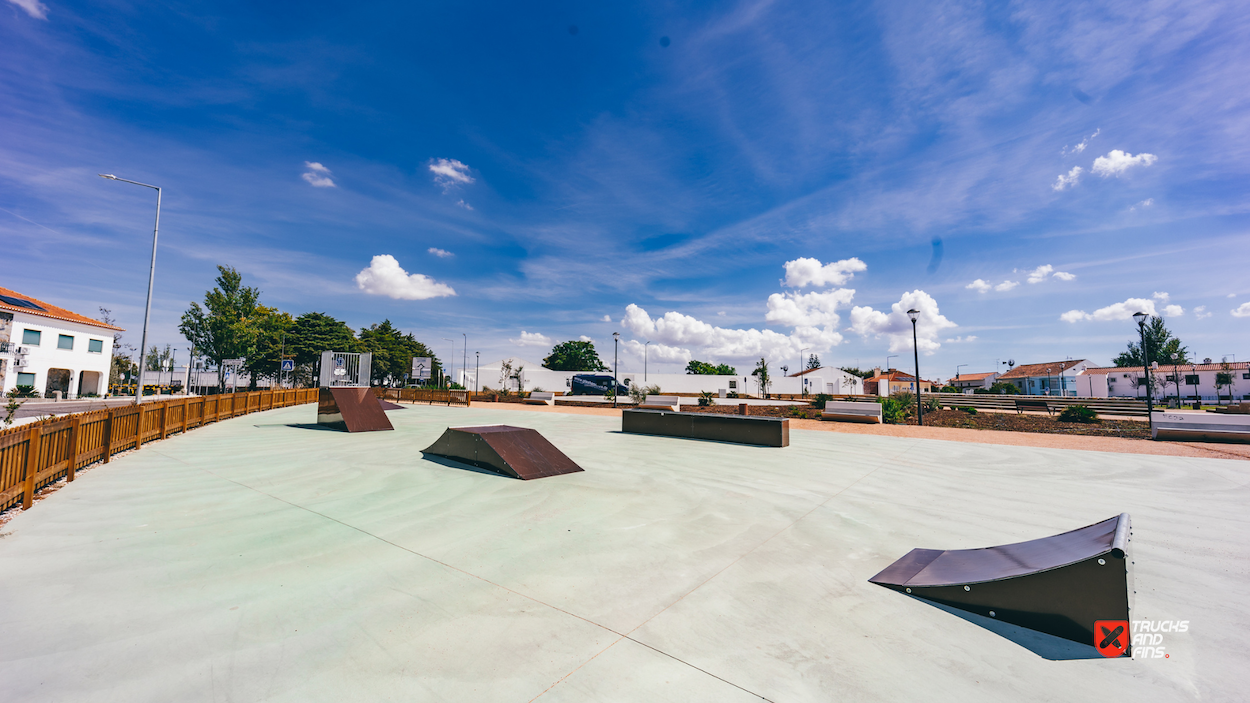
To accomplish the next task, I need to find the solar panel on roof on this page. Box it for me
[0,294,46,311]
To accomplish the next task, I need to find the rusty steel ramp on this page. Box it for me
[869,514,1133,653]
[377,398,405,411]
[317,387,394,432]
[421,425,584,480]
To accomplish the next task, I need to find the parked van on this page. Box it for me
[570,374,629,396]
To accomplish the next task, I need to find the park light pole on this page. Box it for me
[475,351,480,393]
[644,341,651,381]
[99,173,161,405]
[462,333,467,390]
[955,364,967,389]
[612,332,620,408]
[799,347,808,376]
[1171,352,1180,409]
[1133,311,1154,435]
[907,309,923,425]
[442,338,454,388]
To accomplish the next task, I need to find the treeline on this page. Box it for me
[177,266,442,390]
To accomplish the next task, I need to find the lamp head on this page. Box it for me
[613,332,620,341]
[98,173,116,180]
[906,308,920,323]
[1132,311,1148,326]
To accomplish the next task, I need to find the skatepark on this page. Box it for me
[0,400,1245,702]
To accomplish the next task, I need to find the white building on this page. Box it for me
[945,371,999,392]
[0,287,121,398]
[1076,363,1250,403]
[465,359,863,397]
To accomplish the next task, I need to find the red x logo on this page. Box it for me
[1095,620,1130,657]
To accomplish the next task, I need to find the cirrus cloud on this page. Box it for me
[1052,166,1083,191]
[301,162,336,188]
[354,255,456,300]
[429,158,474,190]
[6,0,48,20]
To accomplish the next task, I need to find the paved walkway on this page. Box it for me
[0,403,1244,701]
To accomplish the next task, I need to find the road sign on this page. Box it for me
[281,359,295,372]
[412,357,432,380]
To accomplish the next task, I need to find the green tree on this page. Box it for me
[751,357,771,397]
[145,344,174,371]
[685,360,737,375]
[178,266,263,392]
[284,312,360,386]
[807,354,821,370]
[840,366,874,379]
[542,340,608,371]
[358,320,440,387]
[243,307,296,388]
[1114,316,1189,367]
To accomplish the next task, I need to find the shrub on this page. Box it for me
[877,396,908,424]
[960,406,978,415]
[727,391,739,399]
[940,385,960,393]
[13,384,38,398]
[697,390,717,407]
[811,393,832,410]
[924,395,941,412]
[1058,405,1100,423]
[629,383,662,405]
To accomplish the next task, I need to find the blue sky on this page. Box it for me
[3,0,1249,379]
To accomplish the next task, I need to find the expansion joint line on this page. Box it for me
[150,450,773,702]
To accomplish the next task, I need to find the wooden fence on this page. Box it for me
[374,388,471,407]
[819,393,1150,417]
[0,388,319,514]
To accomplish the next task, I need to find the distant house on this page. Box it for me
[945,371,999,392]
[1077,362,1250,402]
[787,366,863,395]
[0,286,122,398]
[996,360,1090,396]
[864,368,931,395]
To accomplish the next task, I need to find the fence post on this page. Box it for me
[104,409,115,463]
[22,426,41,510]
[182,397,190,433]
[159,402,169,440]
[67,416,81,482]
[135,406,145,450]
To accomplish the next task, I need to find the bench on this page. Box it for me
[1152,412,1250,443]
[622,409,789,447]
[1014,398,1054,415]
[524,391,556,406]
[1210,402,1250,415]
[821,401,882,424]
[639,395,681,411]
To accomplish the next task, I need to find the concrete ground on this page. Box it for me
[0,403,1246,702]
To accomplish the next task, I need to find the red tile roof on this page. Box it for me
[1082,362,1248,375]
[998,359,1086,380]
[0,286,125,332]
[950,372,996,382]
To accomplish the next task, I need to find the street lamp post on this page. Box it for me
[612,332,620,408]
[644,341,651,382]
[1171,352,1180,409]
[799,347,808,376]
[99,173,161,405]
[462,333,467,390]
[907,309,922,425]
[442,338,454,388]
[1133,312,1154,435]
[475,351,480,393]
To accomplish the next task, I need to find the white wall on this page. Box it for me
[2,312,115,398]
[1083,366,1250,402]
[469,360,865,396]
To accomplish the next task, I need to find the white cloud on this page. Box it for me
[1052,271,1077,281]
[456,200,474,210]
[1062,129,1099,155]
[782,257,867,287]
[1091,150,1157,177]
[578,335,593,342]
[1061,297,1157,323]
[429,158,474,191]
[301,162,336,188]
[847,290,957,355]
[966,279,992,293]
[354,255,456,300]
[995,280,1019,292]
[6,0,48,19]
[1026,265,1054,284]
[510,331,552,347]
[1229,293,1238,298]
[764,288,855,330]
[1164,305,1184,317]
[1130,198,1154,212]
[1053,166,1083,191]
[621,339,690,365]
[945,335,977,343]
[428,247,453,258]
[622,303,836,362]
[1233,303,1250,318]
[1194,306,1211,320]
[1152,291,1170,302]
[601,314,612,322]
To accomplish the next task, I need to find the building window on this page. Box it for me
[16,372,36,387]
[1243,373,1250,380]
[22,329,41,345]
[88,339,104,353]
[58,334,74,350]
[1185,375,1200,385]
[729,380,737,389]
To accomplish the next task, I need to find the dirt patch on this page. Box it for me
[917,409,1150,439]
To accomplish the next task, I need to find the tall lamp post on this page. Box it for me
[644,341,651,382]
[462,333,467,390]
[1132,312,1154,435]
[907,309,923,425]
[442,338,454,388]
[475,351,480,393]
[799,347,808,376]
[612,332,620,408]
[1171,352,1179,409]
[99,173,161,405]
